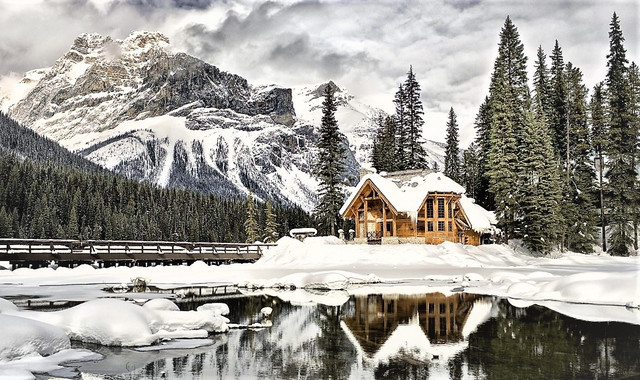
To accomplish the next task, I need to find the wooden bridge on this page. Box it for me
[0,239,276,269]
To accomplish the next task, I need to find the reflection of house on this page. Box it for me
[339,170,496,245]
[341,292,490,366]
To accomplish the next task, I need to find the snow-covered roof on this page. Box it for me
[340,171,494,232]
[340,172,466,216]
[458,196,497,234]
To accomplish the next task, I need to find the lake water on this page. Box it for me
[37,291,640,379]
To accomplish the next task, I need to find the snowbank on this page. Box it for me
[1,298,229,347]
[0,314,70,362]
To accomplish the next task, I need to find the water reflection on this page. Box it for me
[66,292,640,380]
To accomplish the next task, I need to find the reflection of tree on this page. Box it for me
[463,303,640,379]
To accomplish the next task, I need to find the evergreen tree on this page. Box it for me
[380,116,398,172]
[371,115,384,172]
[313,84,346,236]
[518,105,562,254]
[549,40,568,160]
[533,46,553,124]
[444,107,461,182]
[564,63,598,253]
[244,192,258,243]
[403,66,429,169]
[486,16,530,241]
[263,200,279,243]
[589,82,607,251]
[604,13,635,255]
[473,97,494,209]
[628,62,640,250]
[393,84,409,169]
[461,143,481,200]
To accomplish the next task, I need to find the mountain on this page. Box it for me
[0,112,102,172]
[2,32,359,211]
[293,81,446,171]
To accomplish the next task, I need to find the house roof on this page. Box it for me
[340,171,495,233]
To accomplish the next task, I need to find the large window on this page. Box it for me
[437,198,445,218]
[427,199,434,218]
[438,221,445,231]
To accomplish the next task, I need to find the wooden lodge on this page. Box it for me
[339,169,496,245]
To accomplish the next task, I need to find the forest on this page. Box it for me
[0,113,312,242]
[370,13,639,256]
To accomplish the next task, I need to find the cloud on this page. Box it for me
[0,0,637,146]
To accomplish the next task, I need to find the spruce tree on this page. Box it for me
[403,66,428,169]
[371,115,384,172]
[518,105,561,254]
[393,84,409,170]
[473,97,494,209]
[589,82,607,251]
[533,46,553,124]
[264,200,279,243]
[486,16,529,241]
[462,143,481,200]
[628,62,640,250]
[314,84,346,236]
[444,107,461,182]
[380,116,398,172]
[564,63,598,253]
[549,40,568,160]
[604,13,635,255]
[244,192,258,243]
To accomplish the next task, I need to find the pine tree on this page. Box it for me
[590,82,608,251]
[604,13,635,256]
[371,115,384,172]
[473,97,494,209]
[263,200,279,243]
[403,66,428,169]
[486,16,530,241]
[533,46,553,124]
[564,63,598,253]
[549,40,568,160]
[444,107,461,182]
[244,192,258,243]
[380,116,398,172]
[628,62,640,250]
[314,84,346,236]
[518,104,562,254]
[393,84,409,169]
[461,143,481,200]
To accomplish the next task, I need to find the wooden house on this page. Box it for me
[339,169,496,245]
[340,292,487,365]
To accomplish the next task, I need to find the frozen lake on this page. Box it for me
[12,289,640,379]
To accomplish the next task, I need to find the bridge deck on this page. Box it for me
[0,239,275,268]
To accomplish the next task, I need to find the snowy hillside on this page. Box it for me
[0,32,359,211]
[293,81,447,170]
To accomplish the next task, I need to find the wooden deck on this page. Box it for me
[0,239,275,269]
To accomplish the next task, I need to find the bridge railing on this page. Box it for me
[0,238,277,268]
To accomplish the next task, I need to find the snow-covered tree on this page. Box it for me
[444,107,461,182]
[314,84,346,236]
[403,66,428,169]
[604,13,636,256]
[563,63,598,253]
[518,106,562,254]
[486,16,530,241]
[244,192,258,243]
[263,200,279,243]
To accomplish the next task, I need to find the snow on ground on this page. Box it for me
[0,238,638,377]
[0,237,638,322]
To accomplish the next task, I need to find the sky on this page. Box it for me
[0,0,637,146]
